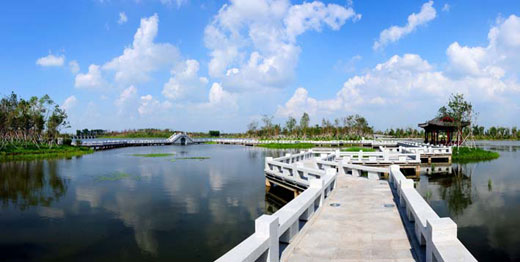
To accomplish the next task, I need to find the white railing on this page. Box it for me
[265,154,325,188]
[398,142,452,154]
[338,151,421,164]
[388,165,476,262]
[215,169,337,262]
[316,159,388,180]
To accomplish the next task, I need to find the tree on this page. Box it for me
[300,112,310,129]
[438,93,474,145]
[247,120,259,136]
[285,116,297,135]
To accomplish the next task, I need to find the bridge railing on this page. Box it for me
[265,156,326,188]
[338,151,421,164]
[398,142,452,154]
[388,165,476,262]
[214,169,337,262]
[316,159,388,180]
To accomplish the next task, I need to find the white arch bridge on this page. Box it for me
[76,132,199,150]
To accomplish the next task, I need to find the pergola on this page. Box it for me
[418,116,470,145]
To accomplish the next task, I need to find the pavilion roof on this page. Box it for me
[418,116,470,129]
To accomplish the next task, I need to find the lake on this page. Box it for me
[1,141,519,261]
[0,144,289,262]
[416,140,520,261]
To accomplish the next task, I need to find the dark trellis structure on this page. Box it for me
[418,116,470,145]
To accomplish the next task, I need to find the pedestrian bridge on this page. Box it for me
[215,148,477,262]
[167,133,194,145]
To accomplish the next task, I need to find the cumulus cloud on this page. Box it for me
[278,15,520,125]
[138,95,172,115]
[103,14,180,85]
[373,1,436,50]
[69,60,80,74]
[160,0,188,8]
[75,64,106,89]
[118,12,128,24]
[36,54,65,67]
[62,96,77,111]
[162,59,209,101]
[204,0,360,92]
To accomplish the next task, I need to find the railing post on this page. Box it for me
[265,157,273,171]
[426,218,457,262]
[255,215,280,262]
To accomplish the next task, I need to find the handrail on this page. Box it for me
[388,165,476,262]
[215,169,337,262]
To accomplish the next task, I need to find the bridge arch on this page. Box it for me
[168,133,193,145]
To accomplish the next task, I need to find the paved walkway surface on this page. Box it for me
[282,174,417,262]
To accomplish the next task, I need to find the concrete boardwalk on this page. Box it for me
[282,174,417,262]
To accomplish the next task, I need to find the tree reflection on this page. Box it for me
[433,164,474,217]
[0,160,68,210]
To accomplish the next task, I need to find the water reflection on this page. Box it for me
[0,160,69,210]
[0,145,292,261]
[418,140,520,261]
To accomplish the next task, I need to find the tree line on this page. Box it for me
[246,113,374,139]
[0,92,68,149]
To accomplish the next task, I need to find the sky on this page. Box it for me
[1,0,519,132]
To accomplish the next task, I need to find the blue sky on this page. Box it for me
[1,0,519,132]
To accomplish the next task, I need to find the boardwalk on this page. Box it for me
[282,174,416,262]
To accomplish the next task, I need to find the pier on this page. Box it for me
[215,144,476,262]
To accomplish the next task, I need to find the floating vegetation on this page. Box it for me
[425,191,433,201]
[341,147,376,152]
[175,156,210,160]
[131,153,175,157]
[95,172,136,182]
[452,147,500,163]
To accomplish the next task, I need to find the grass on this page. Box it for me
[452,147,500,163]
[0,143,93,161]
[257,143,315,149]
[131,153,175,157]
[340,146,376,152]
[205,141,217,144]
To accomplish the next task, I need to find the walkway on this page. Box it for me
[282,174,416,262]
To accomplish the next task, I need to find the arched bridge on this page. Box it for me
[167,133,194,145]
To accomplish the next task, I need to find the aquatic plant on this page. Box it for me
[175,156,210,160]
[452,147,499,163]
[131,153,175,157]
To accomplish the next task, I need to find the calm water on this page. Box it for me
[416,140,520,261]
[2,142,520,261]
[0,144,289,262]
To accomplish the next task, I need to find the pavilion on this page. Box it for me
[418,116,470,145]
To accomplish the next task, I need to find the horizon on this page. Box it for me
[1,0,519,133]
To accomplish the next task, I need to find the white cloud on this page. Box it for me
[373,1,436,50]
[278,15,520,126]
[103,14,180,85]
[115,86,138,107]
[118,12,128,24]
[138,95,172,115]
[160,0,188,8]
[36,54,65,67]
[204,0,360,92]
[62,96,77,111]
[69,60,80,74]
[75,64,106,89]
[115,86,138,115]
[162,59,208,100]
[442,3,450,12]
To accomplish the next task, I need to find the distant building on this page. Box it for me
[418,116,470,145]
